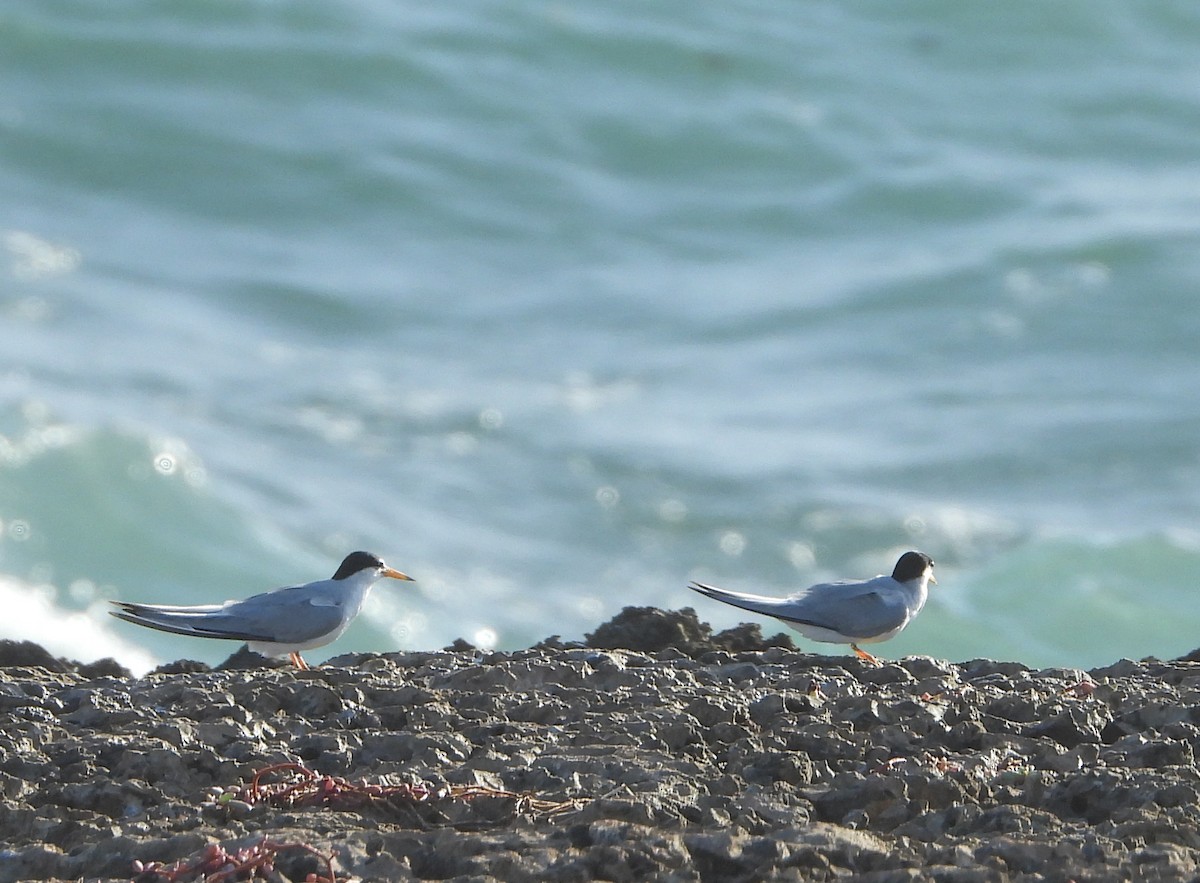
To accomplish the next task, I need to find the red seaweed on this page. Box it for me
[131,837,336,883]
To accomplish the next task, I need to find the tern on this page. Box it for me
[110,551,414,669]
[688,550,935,663]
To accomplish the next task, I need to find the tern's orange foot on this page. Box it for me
[289,652,310,670]
[852,644,881,665]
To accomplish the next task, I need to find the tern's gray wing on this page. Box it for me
[110,584,345,645]
[690,576,911,640]
[780,577,910,639]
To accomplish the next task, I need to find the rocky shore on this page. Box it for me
[3,607,1200,881]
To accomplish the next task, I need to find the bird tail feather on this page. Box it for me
[109,605,269,643]
[687,581,793,619]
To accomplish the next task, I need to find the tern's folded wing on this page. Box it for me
[111,586,345,645]
[778,582,909,639]
[207,587,347,644]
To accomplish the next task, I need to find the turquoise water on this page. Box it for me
[3,1,1200,674]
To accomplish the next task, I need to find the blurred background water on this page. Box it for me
[3,1,1200,675]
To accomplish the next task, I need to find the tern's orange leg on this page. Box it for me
[289,651,310,670]
[852,644,881,665]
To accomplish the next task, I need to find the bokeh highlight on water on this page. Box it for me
[3,2,1200,674]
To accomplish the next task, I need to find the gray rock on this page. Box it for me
[5,620,1200,880]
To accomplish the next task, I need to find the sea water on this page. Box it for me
[3,1,1200,674]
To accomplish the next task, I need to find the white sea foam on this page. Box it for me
[0,575,158,675]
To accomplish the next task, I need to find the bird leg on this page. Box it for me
[289,652,310,671]
[851,644,881,665]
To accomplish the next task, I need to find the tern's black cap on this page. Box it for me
[332,551,386,580]
[892,551,934,583]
